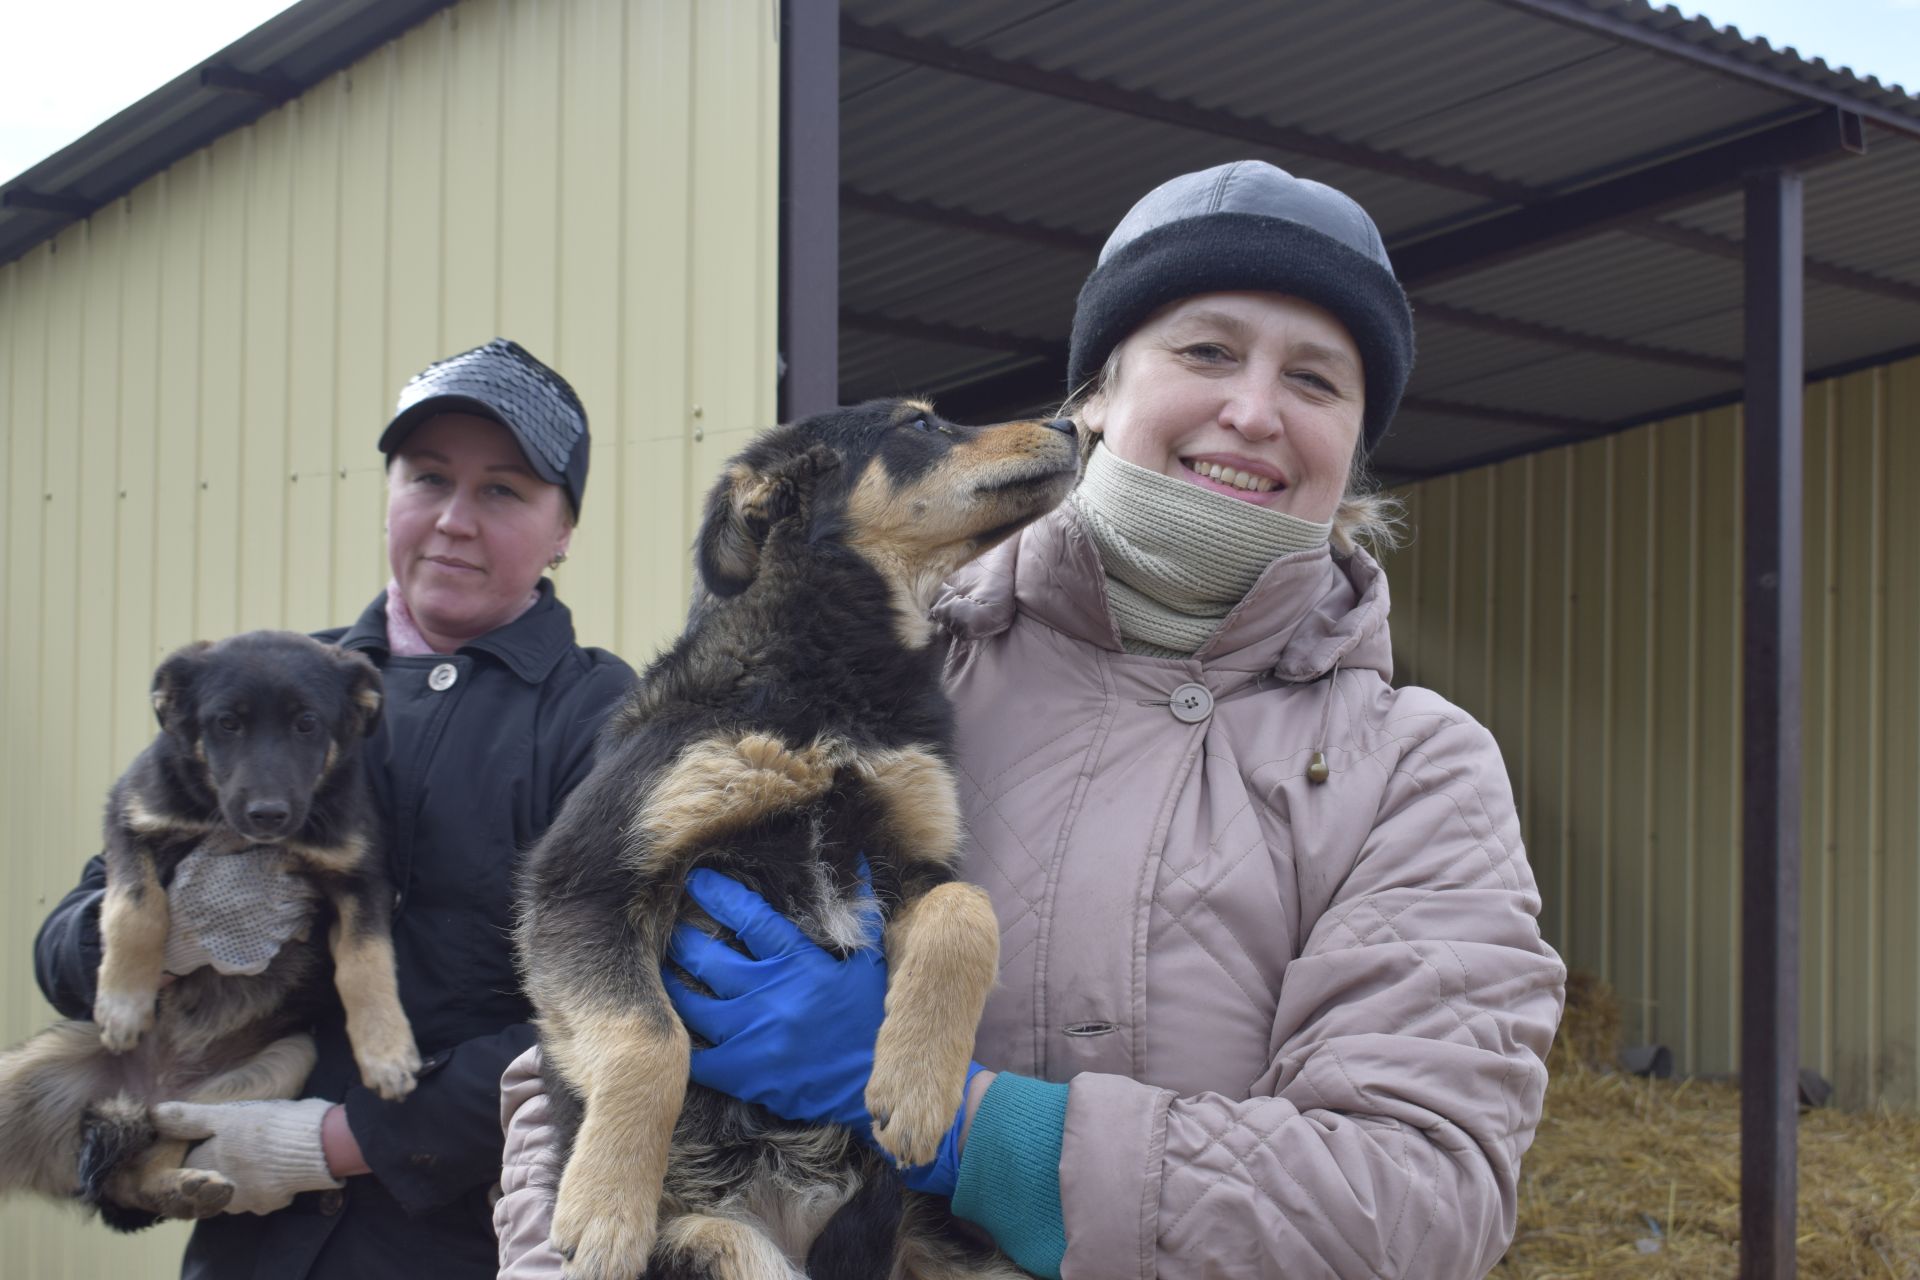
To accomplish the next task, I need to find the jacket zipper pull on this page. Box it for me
[1308,750,1330,784]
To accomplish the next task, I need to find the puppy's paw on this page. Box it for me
[552,1172,656,1280]
[865,1059,956,1169]
[150,1169,235,1219]
[359,1056,419,1102]
[93,990,154,1054]
[350,1017,421,1100]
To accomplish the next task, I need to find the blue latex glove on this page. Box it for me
[663,866,978,1195]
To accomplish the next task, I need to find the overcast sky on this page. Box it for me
[2,0,1918,186]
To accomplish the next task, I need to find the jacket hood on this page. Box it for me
[934,504,1394,684]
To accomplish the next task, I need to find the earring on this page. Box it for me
[549,551,568,570]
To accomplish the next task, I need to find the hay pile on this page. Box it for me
[1496,974,1920,1278]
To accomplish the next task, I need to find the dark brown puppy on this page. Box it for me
[516,400,1077,1280]
[0,631,419,1230]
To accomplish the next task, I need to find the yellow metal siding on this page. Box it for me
[0,0,777,1269]
[1386,356,1920,1110]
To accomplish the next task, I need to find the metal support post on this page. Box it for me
[778,0,840,420]
[1740,166,1804,1280]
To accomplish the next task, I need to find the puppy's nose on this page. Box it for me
[1045,417,1077,437]
[246,800,292,832]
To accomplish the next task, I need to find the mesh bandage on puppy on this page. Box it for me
[163,845,319,977]
[152,1098,343,1216]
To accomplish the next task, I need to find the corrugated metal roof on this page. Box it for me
[1546,0,1920,112]
[2,0,1914,479]
[837,0,1920,478]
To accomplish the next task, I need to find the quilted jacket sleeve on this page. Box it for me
[495,1043,566,1279]
[1057,708,1564,1280]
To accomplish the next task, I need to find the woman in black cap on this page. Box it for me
[35,339,635,1280]
[500,162,1563,1280]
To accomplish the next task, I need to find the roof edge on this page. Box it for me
[1493,0,1920,141]
[0,0,454,268]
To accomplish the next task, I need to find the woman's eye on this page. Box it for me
[413,471,447,487]
[1292,371,1337,393]
[485,484,523,500]
[294,712,320,735]
[1182,343,1231,362]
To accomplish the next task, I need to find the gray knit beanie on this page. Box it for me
[1068,161,1415,451]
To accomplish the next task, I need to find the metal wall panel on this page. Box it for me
[0,0,778,1268]
[1386,354,1920,1109]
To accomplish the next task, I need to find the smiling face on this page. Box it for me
[385,413,574,650]
[1078,291,1366,525]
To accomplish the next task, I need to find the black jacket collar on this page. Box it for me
[337,579,578,684]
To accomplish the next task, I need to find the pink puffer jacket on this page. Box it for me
[932,507,1562,1279]
[494,506,1563,1279]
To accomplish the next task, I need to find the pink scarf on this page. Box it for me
[385,579,540,655]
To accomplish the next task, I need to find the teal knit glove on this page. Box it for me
[951,1073,1070,1280]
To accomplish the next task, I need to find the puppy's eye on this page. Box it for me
[911,418,930,432]
[293,712,321,735]
[216,713,242,734]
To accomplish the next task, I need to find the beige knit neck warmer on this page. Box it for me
[1070,443,1332,656]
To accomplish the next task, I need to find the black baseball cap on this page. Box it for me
[379,338,591,515]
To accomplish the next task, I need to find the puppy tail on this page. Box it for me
[0,1020,118,1205]
[79,1093,165,1233]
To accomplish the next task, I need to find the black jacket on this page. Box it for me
[34,582,635,1280]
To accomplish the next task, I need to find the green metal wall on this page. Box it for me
[0,0,779,1270]
[1385,355,1920,1111]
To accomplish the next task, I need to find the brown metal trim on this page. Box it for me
[1394,109,1864,287]
[1379,335,1919,481]
[843,174,1920,313]
[0,189,94,217]
[1493,0,1920,142]
[840,18,1536,204]
[1415,301,1742,374]
[199,65,299,100]
[840,307,1054,357]
[1634,221,1920,308]
[780,0,841,419]
[1739,167,1804,1280]
[840,187,1101,254]
[1398,395,1606,437]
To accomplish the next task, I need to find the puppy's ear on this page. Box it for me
[694,444,838,598]
[151,641,214,737]
[332,648,385,738]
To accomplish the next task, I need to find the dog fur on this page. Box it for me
[0,630,420,1229]
[516,399,1076,1280]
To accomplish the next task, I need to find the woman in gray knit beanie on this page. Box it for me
[489,162,1563,1280]
[915,161,1556,1278]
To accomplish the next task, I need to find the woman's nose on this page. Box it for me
[1220,384,1283,441]
[436,492,479,535]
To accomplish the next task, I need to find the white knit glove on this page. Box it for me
[151,1098,344,1215]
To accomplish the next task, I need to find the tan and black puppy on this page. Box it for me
[0,631,418,1230]
[516,400,1078,1280]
